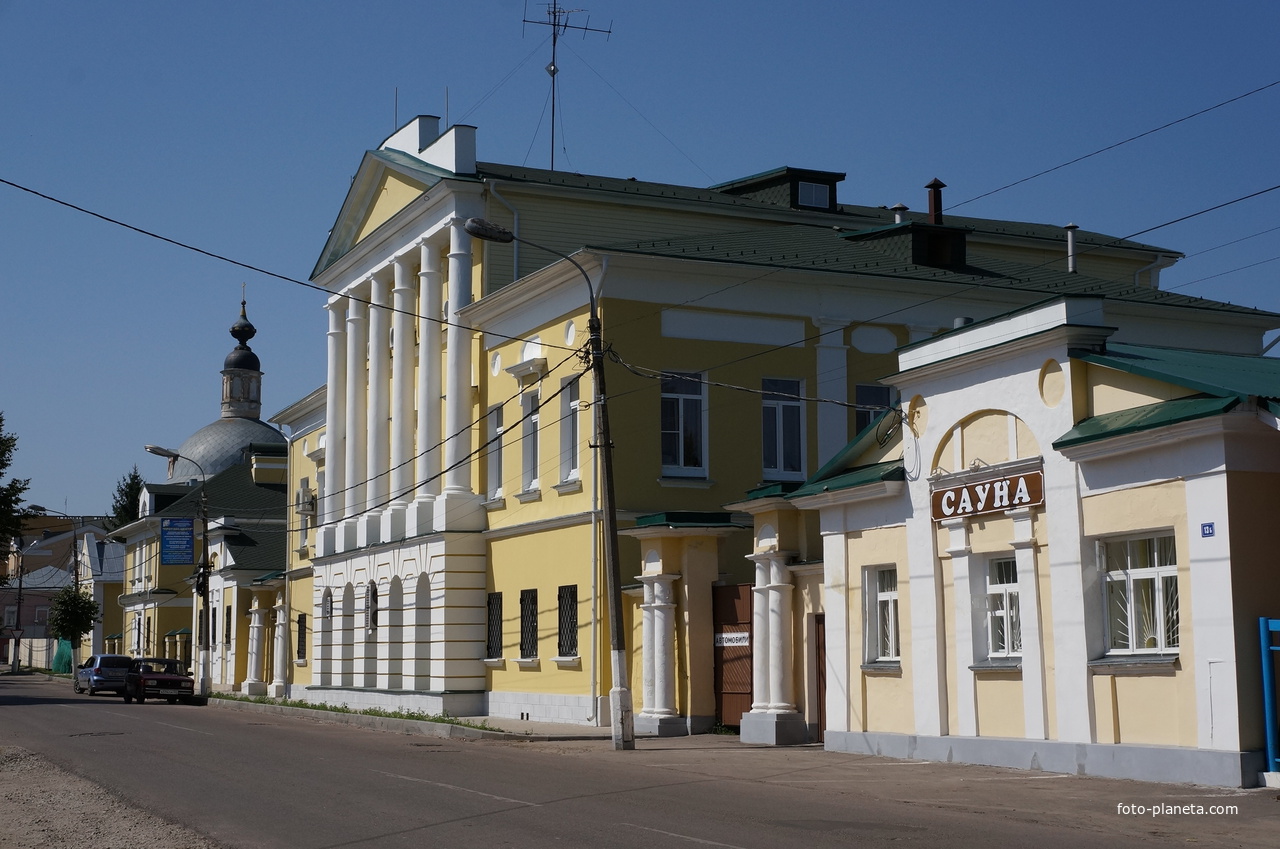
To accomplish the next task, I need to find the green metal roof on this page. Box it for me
[1073,342,1280,399]
[633,511,747,529]
[789,460,906,499]
[591,226,1273,318]
[1052,395,1240,450]
[741,481,805,502]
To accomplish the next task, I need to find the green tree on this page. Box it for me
[106,465,145,531]
[47,585,100,648]
[0,411,31,554]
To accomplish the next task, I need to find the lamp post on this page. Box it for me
[464,217,635,750]
[8,538,40,674]
[144,445,211,699]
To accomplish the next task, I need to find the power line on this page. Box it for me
[948,79,1280,210]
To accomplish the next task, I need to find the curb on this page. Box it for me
[205,697,604,742]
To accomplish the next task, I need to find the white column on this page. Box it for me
[363,271,391,544]
[434,220,484,531]
[647,574,678,717]
[640,578,656,715]
[814,318,849,463]
[749,555,771,712]
[271,593,287,698]
[1009,508,1047,740]
[390,256,415,507]
[245,598,266,695]
[767,557,796,713]
[344,287,369,536]
[321,297,347,555]
[408,240,442,536]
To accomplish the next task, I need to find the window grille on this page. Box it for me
[296,613,307,661]
[486,592,503,658]
[520,589,538,659]
[557,584,578,657]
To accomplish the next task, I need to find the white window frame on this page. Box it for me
[3,606,14,628]
[985,557,1021,658]
[560,377,581,483]
[486,405,504,500]
[866,566,900,662]
[1101,533,1180,655]
[761,377,805,480]
[521,388,540,493]
[660,371,707,478]
[797,181,830,209]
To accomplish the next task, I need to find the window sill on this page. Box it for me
[1088,653,1180,675]
[552,655,581,669]
[553,479,583,495]
[513,657,540,669]
[970,657,1021,673]
[482,657,505,668]
[483,496,506,511]
[658,476,715,489]
[860,661,902,675]
[514,489,542,504]
[294,659,308,667]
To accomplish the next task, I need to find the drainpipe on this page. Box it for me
[1134,252,1175,288]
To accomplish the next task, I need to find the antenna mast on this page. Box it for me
[523,1,611,171]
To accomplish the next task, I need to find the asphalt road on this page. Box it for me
[2,674,1277,848]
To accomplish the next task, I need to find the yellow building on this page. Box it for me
[754,296,1280,786]
[289,117,1240,739]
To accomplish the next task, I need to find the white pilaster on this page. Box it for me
[1010,508,1047,740]
[945,517,977,736]
[821,529,850,734]
[814,318,849,462]
[1044,451,1093,743]
[387,255,416,540]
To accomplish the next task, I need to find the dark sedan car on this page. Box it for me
[73,654,132,696]
[123,657,196,704]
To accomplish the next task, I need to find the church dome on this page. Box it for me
[169,417,286,482]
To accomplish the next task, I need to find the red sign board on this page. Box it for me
[931,470,1044,521]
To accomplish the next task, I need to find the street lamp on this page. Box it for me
[8,537,40,674]
[144,444,211,699]
[464,217,635,750]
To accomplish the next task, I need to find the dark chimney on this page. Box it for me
[926,178,946,225]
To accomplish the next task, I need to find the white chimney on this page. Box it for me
[381,115,441,156]
[891,203,909,224]
[1065,223,1079,273]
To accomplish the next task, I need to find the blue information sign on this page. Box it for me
[160,517,196,565]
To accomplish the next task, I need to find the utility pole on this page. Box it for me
[523,1,611,171]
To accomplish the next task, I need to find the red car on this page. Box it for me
[123,657,197,705]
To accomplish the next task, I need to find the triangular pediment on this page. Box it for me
[311,149,456,279]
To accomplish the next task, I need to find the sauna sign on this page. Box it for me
[931,470,1043,521]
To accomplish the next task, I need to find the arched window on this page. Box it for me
[365,582,378,634]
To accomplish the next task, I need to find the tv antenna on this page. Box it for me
[523,2,612,171]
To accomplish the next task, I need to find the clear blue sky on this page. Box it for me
[3,1,1280,516]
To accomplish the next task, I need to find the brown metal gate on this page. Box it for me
[713,584,752,727]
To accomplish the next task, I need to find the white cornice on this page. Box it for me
[1055,411,1235,463]
[484,511,593,541]
[788,478,905,511]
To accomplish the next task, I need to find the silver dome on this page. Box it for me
[169,417,286,482]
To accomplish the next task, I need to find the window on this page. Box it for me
[797,181,830,209]
[762,378,803,479]
[224,605,232,645]
[560,377,581,482]
[986,558,1021,658]
[486,592,503,658]
[4,606,15,628]
[365,583,379,634]
[855,384,893,435]
[557,584,578,657]
[486,406,504,499]
[34,607,48,625]
[322,591,333,620]
[869,567,900,662]
[519,589,538,659]
[296,614,307,661]
[661,371,706,477]
[522,389,540,492]
[1103,534,1179,654]
[211,607,218,647]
